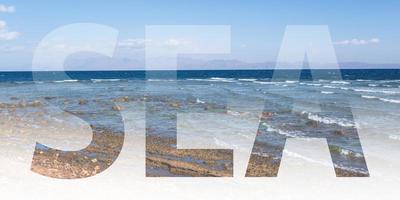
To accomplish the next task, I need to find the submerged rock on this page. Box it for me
[169,102,180,108]
[261,111,274,118]
[78,99,88,105]
[306,120,318,128]
[112,105,123,111]
[44,96,56,100]
[114,96,130,102]
[334,130,345,135]
[30,100,43,107]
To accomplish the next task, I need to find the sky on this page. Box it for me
[0,0,400,70]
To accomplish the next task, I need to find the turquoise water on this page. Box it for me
[2,70,400,175]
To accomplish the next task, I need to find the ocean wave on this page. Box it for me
[301,111,355,127]
[353,88,399,94]
[238,78,257,82]
[262,123,301,137]
[185,77,237,83]
[331,81,350,85]
[53,79,79,83]
[285,80,298,84]
[196,98,205,104]
[252,81,279,85]
[361,95,400,104]
[91,79,121,83]
[322,85,338,89]
[186,78,204,81]
[338,148,363,158]
[208,77,236,83]
[300,83,322,86]
[321,91,334,94]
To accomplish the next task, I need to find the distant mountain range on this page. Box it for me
[62,53,400,70]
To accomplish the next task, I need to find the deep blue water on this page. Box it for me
[0,69,399,82]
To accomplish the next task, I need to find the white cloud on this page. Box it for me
[163,38,190,47]
[334,38,380,46]
[117,38,191,49]
[0,4,15,13]
[0,44,24,52]
[0,31,19,40]
[0,20,20,40]
[118,38,151,49]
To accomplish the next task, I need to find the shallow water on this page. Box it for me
[1,70,400,176]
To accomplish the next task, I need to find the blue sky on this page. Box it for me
[0,0,399,70]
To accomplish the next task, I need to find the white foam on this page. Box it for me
[322,85,338,89]
[339,149,363,158]
[53,79,78,83]
[91,79,121,83]
[285,80,298,84]
[252,81,279,85]
[321,91,334,94]
[354,88,399,94]
[301,111,355,127]
[238,78,257,82]
[331,81,349,85]
[361,95,400,104]
[262,123,301,138]
[208,77,236,83]
[196,98,205,104]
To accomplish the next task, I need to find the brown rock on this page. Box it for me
[112,105,123,111]
[262,112,274,118]
[78,99,88,105]
[114,96,130,102]
[306,120,318,128]
[334,130,345,135]
[169,102,180,108]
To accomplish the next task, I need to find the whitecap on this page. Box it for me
[354,88,399,94]
[196,98,205,104]
[322,85,338,89]
[361,95,400,104]
[285,80,298,84]
[262,123,302,137]
[301,111,355,127]
[339,148,363,158]
[209,77,236,82]
[238,78,257,82]
[91,79,121,83]
[54,79,78,83]
[331,81,349,85]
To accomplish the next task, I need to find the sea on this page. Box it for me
[1,69,400,176]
